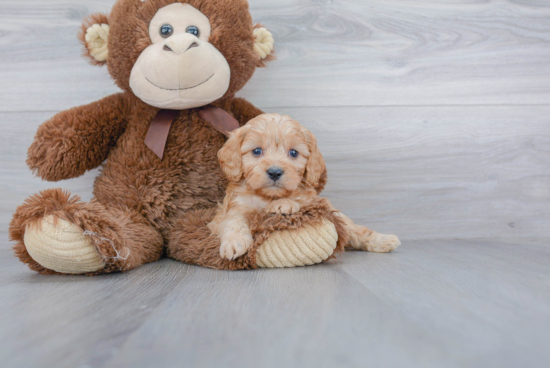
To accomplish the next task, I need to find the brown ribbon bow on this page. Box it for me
[144,105,240,159]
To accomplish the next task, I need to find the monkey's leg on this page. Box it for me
[334,212,401,253]
[166,207,341,270]
[9,189,163,275]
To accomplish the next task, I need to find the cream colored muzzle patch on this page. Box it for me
[256,219,338,268]
[24,216,105,274]
[85,24,110,62]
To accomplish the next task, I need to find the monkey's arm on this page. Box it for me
[27,93,130,182]
[230,97,264,126]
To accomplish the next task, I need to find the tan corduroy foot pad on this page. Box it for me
[256,219,338,268]
[24,215,105,274]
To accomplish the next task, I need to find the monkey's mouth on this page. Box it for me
[145,73,215,91]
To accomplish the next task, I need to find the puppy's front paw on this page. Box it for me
[220,232,253,260]
[266,199,301,215]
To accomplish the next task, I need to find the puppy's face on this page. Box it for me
[218,114,326,198]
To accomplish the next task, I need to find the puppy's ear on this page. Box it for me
[303,128,327,190]
[218,126,248,182]
[78,13,110,66]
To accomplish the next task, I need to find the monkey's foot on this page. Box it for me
[256,219,338,268]
[24,215,105,274]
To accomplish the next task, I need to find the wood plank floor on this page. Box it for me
[1,238,549,368]
[0,0,549,367]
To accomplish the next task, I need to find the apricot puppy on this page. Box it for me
[209,114,401,260]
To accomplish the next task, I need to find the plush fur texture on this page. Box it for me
[166,197,348,270]
[9,0,347,275]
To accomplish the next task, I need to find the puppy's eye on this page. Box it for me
[252,148,263,157]
[160,24,174,38]
[186,26,200,37]
[289,149,299,158]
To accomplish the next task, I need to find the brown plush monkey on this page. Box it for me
[9,0,399,275]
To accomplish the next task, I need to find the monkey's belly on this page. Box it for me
[94,145,226,225]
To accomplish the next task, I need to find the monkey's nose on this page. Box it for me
[163,37,200,54]
[163,42,198,53]
[267,167,284,181]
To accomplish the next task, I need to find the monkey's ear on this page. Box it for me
[78,13,110,66]
[253,25,275,67]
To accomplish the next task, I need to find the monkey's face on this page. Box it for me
[129,3,231,109]
[79,0,275,110]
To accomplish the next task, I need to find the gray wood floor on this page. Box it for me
[1,238,549,368]
[1,0,549,367]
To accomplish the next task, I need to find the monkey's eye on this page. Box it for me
[186,26,200,37]
[289,149,299,158]
[252,148,263,157]
[160,24,174,38]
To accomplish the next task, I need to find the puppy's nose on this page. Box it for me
[267,167,284,181]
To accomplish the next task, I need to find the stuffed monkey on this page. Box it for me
[9,0,398,275]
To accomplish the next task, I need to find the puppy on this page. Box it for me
[209,113,401,260]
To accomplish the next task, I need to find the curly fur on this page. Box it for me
[210,114,331,260]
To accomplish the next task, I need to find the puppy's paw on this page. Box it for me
[220,231,254,260]
[266,199,301,215]
[365,233,401,253]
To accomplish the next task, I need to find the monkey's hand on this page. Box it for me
[28,93,129,181]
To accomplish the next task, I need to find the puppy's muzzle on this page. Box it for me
[267,167,284,182]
